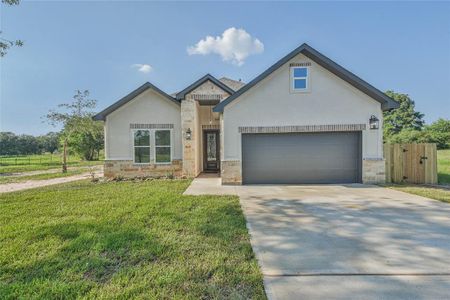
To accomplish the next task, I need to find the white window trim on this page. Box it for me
[154,129,172,165]
[290,66,310,93]
[132,129,151,164]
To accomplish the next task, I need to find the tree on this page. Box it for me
[45,90,104,172]
[1,0,23,57]
[424,118,450,149]
[63,117,103,160]
[0,132,19,155]
[383,91,425,139]
[37,132,60,153]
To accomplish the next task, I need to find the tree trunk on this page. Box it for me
[62,139,68,173]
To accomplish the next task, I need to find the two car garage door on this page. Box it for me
[242,132,362,184]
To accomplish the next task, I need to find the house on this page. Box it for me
[93,43,399,185]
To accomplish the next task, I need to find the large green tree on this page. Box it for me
[45,90,103,172]
[383,91,425,139]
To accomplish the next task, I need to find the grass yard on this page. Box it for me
[0,153,102,174]
[385,184,450,203]
[0,180,266,299]
[438,149,450,185]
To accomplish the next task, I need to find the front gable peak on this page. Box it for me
[213,43,399,112]
[175,74,235,100]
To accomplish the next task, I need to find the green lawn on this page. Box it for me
[385,184,450,203]
[0,180,265,299]
[0,153,102,174]
[438,149,450,185]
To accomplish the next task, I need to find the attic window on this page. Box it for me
[291,67,309,91]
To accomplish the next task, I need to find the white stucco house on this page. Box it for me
[93,43,399,184]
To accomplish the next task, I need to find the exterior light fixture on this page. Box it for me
[185,128,192,140]
[369,115,379,130]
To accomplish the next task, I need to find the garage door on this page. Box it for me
[242,132,361,184]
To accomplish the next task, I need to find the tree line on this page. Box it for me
[0,132,59,155]
[384,91,450,149]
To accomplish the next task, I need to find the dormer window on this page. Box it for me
[291,67,309,91]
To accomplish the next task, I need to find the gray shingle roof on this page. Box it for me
[219,77,245,91]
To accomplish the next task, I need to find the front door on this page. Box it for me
[203,130,220,172]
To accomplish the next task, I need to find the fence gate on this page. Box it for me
[384,143,438,184]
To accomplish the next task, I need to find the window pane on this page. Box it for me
[293,67,307,78]
[134,147,150,163]
[134,130,150,146]
[155,130,170,146]
[294,79,307,89]
[156,147,171,163]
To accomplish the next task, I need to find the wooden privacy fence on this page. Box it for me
[384,143,437,184]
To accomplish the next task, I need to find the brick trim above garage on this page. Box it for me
[238,124,366,134]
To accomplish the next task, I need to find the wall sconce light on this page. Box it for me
[369,115,379,130]
[185,128,192,140]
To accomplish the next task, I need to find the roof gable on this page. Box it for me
[213,43,399,112]
[175,74,235,100]
[93,82,179,121]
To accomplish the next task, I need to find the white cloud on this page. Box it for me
[131,64,153,73]
[187,27,264,66]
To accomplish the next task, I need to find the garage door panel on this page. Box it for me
[242,132,361,184]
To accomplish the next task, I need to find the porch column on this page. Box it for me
[181,97,198,177]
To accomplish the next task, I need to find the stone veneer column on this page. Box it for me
[362,158,386,184]
[181,97,197,177]
[221,160,242,185]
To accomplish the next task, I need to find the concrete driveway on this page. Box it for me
[238,184,450,299]
[185,179,450,299]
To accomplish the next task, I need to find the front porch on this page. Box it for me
[180,83,228,178]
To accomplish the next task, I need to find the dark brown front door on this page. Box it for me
[203,130,220,172]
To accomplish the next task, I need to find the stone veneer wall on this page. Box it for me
[221,160,242,185]
[362,158,385,184]
[104,159,182,179]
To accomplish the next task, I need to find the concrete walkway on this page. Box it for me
[0,169,103,194]
[184,178,450,299]
[183,173,238,195]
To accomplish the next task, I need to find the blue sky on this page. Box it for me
[1,1,449,135]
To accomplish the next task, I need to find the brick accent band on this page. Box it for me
[202,125,220,130]
[290,62,312,67]
[238,124,366,133]
[192,94,223,101]
[130,124,174,129]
